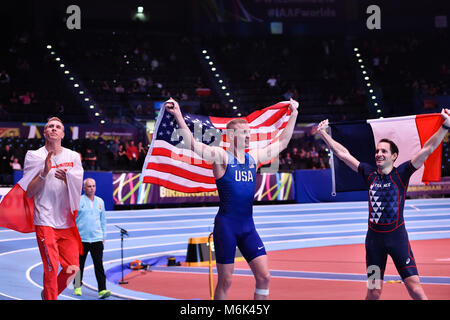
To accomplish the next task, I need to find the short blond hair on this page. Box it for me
[45,117,64,130]
[226,118,248,130]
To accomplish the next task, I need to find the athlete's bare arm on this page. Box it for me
[411,108,450,169]
[250,99,299,165]
[164,98,228,179]
[316,119,360,172]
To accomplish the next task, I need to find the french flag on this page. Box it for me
[329,113,444,193]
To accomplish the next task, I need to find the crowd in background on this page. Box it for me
[0,132,331,186]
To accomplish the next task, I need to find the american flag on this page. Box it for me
[141,101,294,193]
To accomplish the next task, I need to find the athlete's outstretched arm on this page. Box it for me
[316,119,360,172]
[164,98,226,163]
[411,108,450,169]
[250,99,299,164]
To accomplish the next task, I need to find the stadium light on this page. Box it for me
[74,83,79,87]
[377,109,381,113]
[218,80,223,83]
[215,74,219,77]
[208,61,213,65]
[354,48,359,52]
[79,91,84,94]
[50,51,55,55]
[367,83,371,87]
[46,45,52,49]
[137,6,144,13]
[232,106,238,110]
[229,99,234,103]
[84,98,89,101]
[358,59,363,63]
[69,77,74,80]
[371,95,376,100]
[64,70,69,74]
[55,57,61,61]
[237,113,242,116]
[374,103,378,106]
[100,120,105,124]
[205,56,210,59]
[369,89,373,93]
[221,86,226,90]
[60,64,65,68]
[202,50,207,54]
[89,105,95,109]
[225,92,230,96]
[362,70,367,74]
[364,76,369,80]
[94,112,100,116]
[356,53,361,57]
[360,65,365,68]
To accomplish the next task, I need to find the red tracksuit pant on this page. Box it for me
[35,225,79,300]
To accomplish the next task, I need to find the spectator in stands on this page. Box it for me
[84,133,96,152]
[266,75,277,88]
[126,140,139,170]
[110,137,120,162]
[117,144,128,169]
[10,157,22,171]
[137,141,147,169]
[114,83,125,94]
[151,58,159,71]
[280,152,295,171]
[310,146,319,159]
[290,147,300,169]
[95,133,108,170]
[19,92,31,105]
[0,144,14,184]
[83,148,97,170]
[305,151,315,168]
[298,148,310,170]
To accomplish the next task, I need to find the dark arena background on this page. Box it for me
[0,0,449,314]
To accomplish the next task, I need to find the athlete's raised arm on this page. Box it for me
[164,98,226,164]
[316,119,360,172]
[250,99,299,165]
[411,108,450,170]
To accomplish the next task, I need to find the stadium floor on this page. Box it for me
[0,198,449,300]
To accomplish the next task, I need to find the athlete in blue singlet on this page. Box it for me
[214,151,266,265]
[316,109,450,300]
[166,98,299,300]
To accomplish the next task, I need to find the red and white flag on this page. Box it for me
[329,113,444,192]
[141,101,294,192]
[0,148,84,240]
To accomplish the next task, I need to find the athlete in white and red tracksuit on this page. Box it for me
[25,117,83,300]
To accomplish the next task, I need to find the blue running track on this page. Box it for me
[0,198,449,300]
